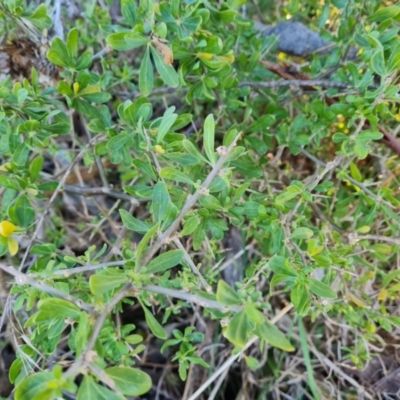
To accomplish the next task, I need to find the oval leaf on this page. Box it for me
[146,250,184,273]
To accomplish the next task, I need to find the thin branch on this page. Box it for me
[141,135,241,267]
[62,184,140,205]
[240,80,355,90]
[0,264,94,313]
[45,260,126,276]
[172,238,211,292]
[142,285,239,311]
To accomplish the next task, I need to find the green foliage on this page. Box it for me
[1,0,400,398]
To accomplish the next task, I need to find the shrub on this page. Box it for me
[0,1,400,399]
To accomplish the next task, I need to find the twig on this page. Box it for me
[141,134,241,267]
[0,264,94,313]
[239,80,355,90]
[92,46,112,61]
[142,285,240,311]
[172,238,211,292]
[44,260,126,276]
[62,184,140,205]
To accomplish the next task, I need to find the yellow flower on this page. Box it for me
[7,237,18,256]
[0,221,19,237]
[154,145,165,154]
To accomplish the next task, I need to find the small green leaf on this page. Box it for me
[89,274,128,295]
[124,33,150,48]
[254,319,295,352]
[290,227,314,240]
[106,32,146,51]
[180,216,200,236]
[358,131,383,141]
[245,356,260,370]
[307,278,337,299]
[119,209,150,233]
[141,302,167,339]
[15,372,54,400]
[77,376,123,400]
[291,283,311,316]
[203,114,215,165]
[26,4,52,30]
[182,139,209,164]
[160,167,195,185]
[136,223,160,271]
[152,182,169,223]
[157,107,178,143]
[49,38,71,67]
[139,47,153,96]
[216,280,242,306]
[150,46,179,87]
[146,250,184,273]
[105,367,151,396]
[224,311,248,347]
[371,49,386,77]
[121,0,137,25]
[367,5,400,22]
[107,133,131,151]
[29,156,43,182]
[37,298,81,319]
[67,28,79,60]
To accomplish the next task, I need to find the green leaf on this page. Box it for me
[15,372,54,400]
[121,0,137,25]
[141,302,167,339]
[358,131,383,141]
[105,367,151,396]
[37,298,81,319]
[160,167,195,185]
[152,182,169,223]
[290,227,314,240]
[77,376,123,400]
[371,49,386,77]
[124,33,150,48]
[12,143,29,166]
[157,108,178,143]
[216,280,242,306]
[139,47,153,96]
[107,133,131,151]
[146,250,184,273]
[76,51,93,70]
[269,255,297,277]
[203,114,215,165]
[367,5,400,22]
[89,274,128,295]
[29,156,43,182]
[291,283,310,316]
[67,28,79,60]
[136,223,160,271]
[26,4,52,30]
[119,209,150,233]
[49,38,71,67]
[180,216,200,236]
[307,278,337,299]
[353,138,369,160]
[254,319,295,351]
[182,139,209,164]
[198,194,223,211]
[150,46,179,87]
[224,311,248,347]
